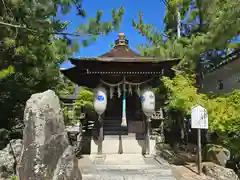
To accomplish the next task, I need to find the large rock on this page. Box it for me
[0,139,22,179]
[203,162,239,180]
[17,90,82,180]
[203,144,230,167]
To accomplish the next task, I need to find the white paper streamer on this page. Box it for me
[110,86,114,99]
[128,84,132,95]
[118,84,121,98]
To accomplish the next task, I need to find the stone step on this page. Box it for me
[92,125,127,129]
[91,125,129,135]
[90,139,156,154]
[103,134,144,140]
[103,122,128,126]
[103,122,127,126]
[105,134,145,140]
[95,167,173,176]
[103,125,127,129]
[104,118,121,120]
[91,129,128,136]
[79,155,176,180]
[103,131,128,136]
[103,127,128,131]
[103,122,122,125]
[103,127,127,132]
[104,118,135,122]
[82,174,176,180]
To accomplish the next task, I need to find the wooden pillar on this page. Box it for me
[97,115,103,155]
[197,129,202,175]
[145,117,151,155]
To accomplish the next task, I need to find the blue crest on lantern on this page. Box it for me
[141,96,145,102]
[97,95,104,101]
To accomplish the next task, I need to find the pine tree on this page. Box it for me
[0,0,124,78]
[133,0,240,70]
[0,0,124,136]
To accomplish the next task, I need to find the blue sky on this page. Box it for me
[59,0,166,69]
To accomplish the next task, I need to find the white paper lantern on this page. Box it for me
[93,86,107,115]
[141,87,155,117]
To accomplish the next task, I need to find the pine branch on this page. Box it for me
[160,0,170,9]
[54,32,103,37]
[0,21,36,32]
[0,21,102,37]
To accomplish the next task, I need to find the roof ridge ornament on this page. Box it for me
[115,32,129,47]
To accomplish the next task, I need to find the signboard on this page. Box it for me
[191,105,208,129]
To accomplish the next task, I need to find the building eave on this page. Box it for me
[69,57,180,65]
[204,49,240,75]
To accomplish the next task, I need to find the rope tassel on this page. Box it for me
[121,119,127,127]
[121,77,127,127]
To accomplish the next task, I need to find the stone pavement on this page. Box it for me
[78,154,177,180]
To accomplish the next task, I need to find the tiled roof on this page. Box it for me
[69,33,180,63]
[99,45,141,58]
[204,49,240,74]
[99,32,142,58]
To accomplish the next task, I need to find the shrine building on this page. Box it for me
[200,49,240,94]
[61,33,180,155]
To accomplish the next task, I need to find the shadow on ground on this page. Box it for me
[156,143,198,174]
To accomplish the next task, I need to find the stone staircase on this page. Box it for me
[103,116,128,135]
[90,117,156,154]
[90,136,156,154]
[79,154,176,180]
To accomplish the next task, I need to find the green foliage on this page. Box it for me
[74,88,97,123]
[162,73,240,153]
[10,175,18,180]
[0,66,14,79]
[74,89,93,109]
[162,74,207,114]
[56,76,76,97]
[63,88,95,125]
[133,12,164,46]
